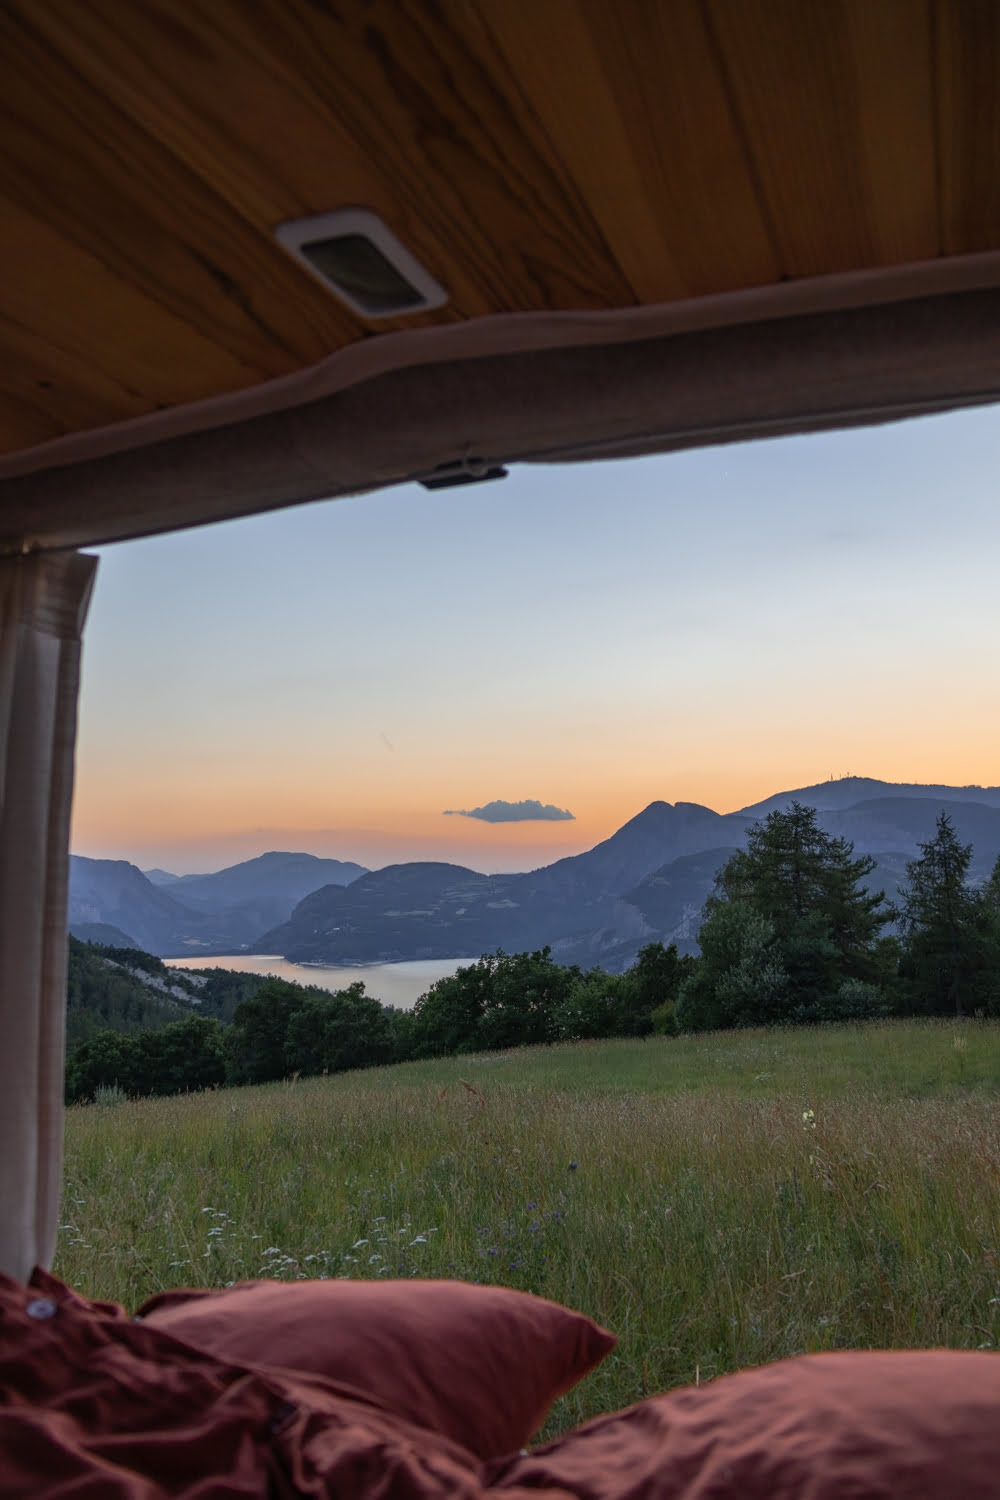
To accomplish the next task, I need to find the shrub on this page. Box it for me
[791,978,889,1025]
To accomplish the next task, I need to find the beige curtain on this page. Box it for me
[0,551,97,1283]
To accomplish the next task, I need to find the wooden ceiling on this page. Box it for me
[0,0,997,466]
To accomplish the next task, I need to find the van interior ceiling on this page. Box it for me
[1,5,1000,1487]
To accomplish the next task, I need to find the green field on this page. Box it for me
[57,1020,1000,1435]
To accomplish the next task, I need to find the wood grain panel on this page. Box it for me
[25,0,636,317]
[468,0,687,303]
[934,0,1000,255]
[845,0,938,264]
[706,0,936,276]
[487,0,781,300]
[210,0,637,313]
[0,5,371,450]
[0,6,360,411]
[20,1,472,326]
[1,199,268,408]
[0,394,67,452]
[0,309,150,440]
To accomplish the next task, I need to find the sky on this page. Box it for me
[70,404,1000,875]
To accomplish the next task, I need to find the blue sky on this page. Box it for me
[71,403,1000,874]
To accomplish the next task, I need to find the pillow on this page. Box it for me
[137,1278,616,1459]
[486,1349,1000,1499]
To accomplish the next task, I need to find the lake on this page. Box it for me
[163,954,465,1010]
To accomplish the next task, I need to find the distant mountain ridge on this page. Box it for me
[69,851,367,957]
[259,801,752,964]
[260,778,1000,971]
[740,776,1000,817]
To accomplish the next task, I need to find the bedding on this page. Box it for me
[487,1348,1000,1500]
[137,1276,616,1459]
[0,1268,490,1499]
[3,1268,999,1498]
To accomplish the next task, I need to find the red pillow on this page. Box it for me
[487,1350,1000,1499]
[137,1278,616,1459]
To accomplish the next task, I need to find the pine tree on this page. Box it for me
[976,854,1000,1017]
[900,812,980,1016]
[711,802,890,1003]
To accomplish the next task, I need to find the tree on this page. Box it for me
[65,1030,141,1103]
[65,1015,226,1102]
[411,949,575,1056]
[677,804,892,1031]
[900,813,981,1016]
[135,1015,226,1096]
[713,802,890,1004]
[629,941,695,1035]
[411,960,492,1057]
[553,969,639,1041]
[283,984,393,1076]
[477,949,573,1050]
[224,978,311,1084]
[676,903,788,1031]
[976,854,1000,1017]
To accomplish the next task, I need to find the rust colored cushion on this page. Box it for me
[487,1349,1000,1499]
[138,1278,616,1460]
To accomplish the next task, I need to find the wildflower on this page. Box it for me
[802,1110,817,1131]
[568,1161,578,1171]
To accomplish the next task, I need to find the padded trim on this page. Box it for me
[4,272,1000,549]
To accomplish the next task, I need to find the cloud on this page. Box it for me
[443,799,575,824]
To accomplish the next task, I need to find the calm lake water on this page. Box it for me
[163,955,465,1011]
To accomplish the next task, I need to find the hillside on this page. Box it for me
[65,936,272,1046]
[257,863,517,963]
[65,937,202,1047]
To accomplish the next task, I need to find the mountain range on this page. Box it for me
[69,851,366,956]
[70,778,1000,968]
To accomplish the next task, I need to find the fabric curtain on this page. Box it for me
[0,551,97,1283]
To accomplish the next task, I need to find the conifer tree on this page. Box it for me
[900,812,981,1016]
[711,802,890,1003]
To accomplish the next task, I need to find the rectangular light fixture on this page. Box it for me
[275,209,448,318]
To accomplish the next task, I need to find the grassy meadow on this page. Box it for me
[57,1020,1000,1434]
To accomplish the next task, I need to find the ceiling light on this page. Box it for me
[275,209,448,318]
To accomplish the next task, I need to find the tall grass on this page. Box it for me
[57,1020,1000,1433]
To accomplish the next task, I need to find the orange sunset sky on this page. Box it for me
[71,406,1000,875]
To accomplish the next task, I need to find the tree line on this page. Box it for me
[65,803,1000,1102]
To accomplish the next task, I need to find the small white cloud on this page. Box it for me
[443,798,575,824]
